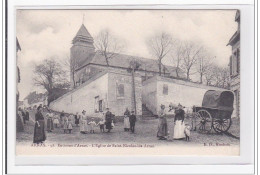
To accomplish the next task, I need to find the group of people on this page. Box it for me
[157,104,191,141]
[32,106,117,144]
[78,108,115,134]
[123,108,137,133]
[18,107,30,124]
[32,103,190,144]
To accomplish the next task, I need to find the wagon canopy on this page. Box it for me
[202,90,234,111]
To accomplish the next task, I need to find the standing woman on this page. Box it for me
[157,105,168,140]
[173,104,185,140]
[80,110,88,134]
[46,110,54,132]
[123,108,130,131]
[33,106,46,144]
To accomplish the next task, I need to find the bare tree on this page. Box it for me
[181,41,202,80]
[33,58,69,105]
[204,64,215,86]
[147,32,173,76]
[207,65,230,89]
[63,55,77,89]
[171,41,184,78]
[218,67,231,89]
[196,50,214,84]
[94,29,124,66]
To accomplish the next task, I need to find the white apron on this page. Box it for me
[173,120,185,139]
[80,115,88,132]
[124,116,130,128]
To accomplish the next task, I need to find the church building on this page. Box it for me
[49,24,224,117]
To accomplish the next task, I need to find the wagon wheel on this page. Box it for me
[212,118,232,133]
[194,109,212,134]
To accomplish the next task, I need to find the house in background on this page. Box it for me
[23,91,48,108]
[227,10,240,118]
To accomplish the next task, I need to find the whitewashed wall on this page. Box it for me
[143,76,225,115]
[157,81,207,114]
[50,73,108,116]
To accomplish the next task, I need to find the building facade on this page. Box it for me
[69,24,186,89]
[227,10,240,118]
[142,76,226,115]
[50,69,142,116]
[50,23,184,116]
[50,23,230,118]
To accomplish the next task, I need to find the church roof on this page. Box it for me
[77,52,185,78]
[75,24,92,38]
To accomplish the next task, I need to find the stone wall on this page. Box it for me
[107,70,142,116]
[143,76,227,115]
[142,78,157,115]
[50,72,108,116]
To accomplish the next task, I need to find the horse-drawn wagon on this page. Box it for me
[193,90,234,134]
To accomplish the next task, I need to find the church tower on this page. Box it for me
[70,24,95,88]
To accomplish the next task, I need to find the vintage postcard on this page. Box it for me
[16,9,240,156]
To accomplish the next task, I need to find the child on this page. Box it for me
[67,115,74,134]
[184,124,191,141]
[53,113,60,128]
[88,118,96,134]
[97,118,105,133]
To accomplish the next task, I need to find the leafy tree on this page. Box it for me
[33,58,70,105]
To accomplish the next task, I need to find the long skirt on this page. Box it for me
[124,117,130,129]
[47,118,54,131]
[80,120,88,132]
[75,118,80,125]
[157,118,168,137]
[105,122,112,130]
[173,120,185,139]
[33,120,46,143]
[67,121,73,130]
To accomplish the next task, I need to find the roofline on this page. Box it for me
[49,71,108,104]
[143,75,228,91]
[227,31,240,46]
[75,62,173,75]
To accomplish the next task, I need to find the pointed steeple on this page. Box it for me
[72,24,94,45]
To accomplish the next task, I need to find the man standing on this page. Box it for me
[105,108,113,133]
[129,111,136,133]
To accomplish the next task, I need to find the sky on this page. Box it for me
[16,10,237,99]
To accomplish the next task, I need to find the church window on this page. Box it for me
[94,96,99,113]
[163,84,168,95]
[116,83,125,98]
[98,100,103,112]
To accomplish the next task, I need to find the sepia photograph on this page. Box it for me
[15,9,240,156]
